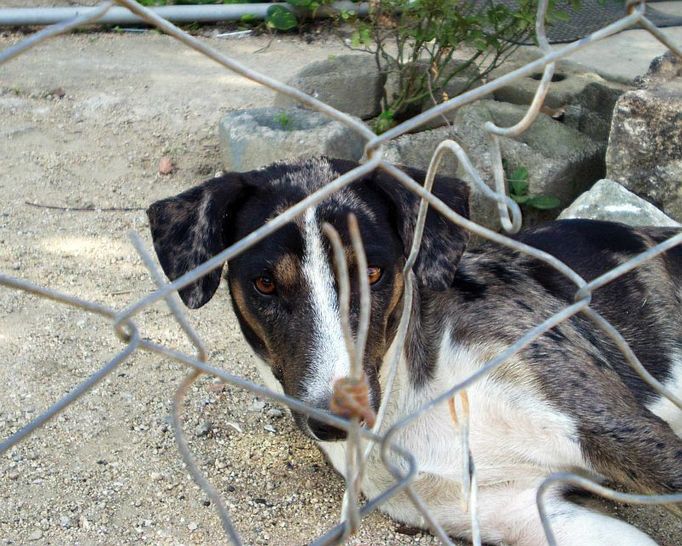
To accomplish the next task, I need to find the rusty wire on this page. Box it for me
[1,0,682,544]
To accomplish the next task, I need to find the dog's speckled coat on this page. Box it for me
[148,157,682,546]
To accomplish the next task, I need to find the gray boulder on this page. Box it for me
[219,107,365,172]
[384,100,604,229]
[558,179,680,227]
[273,55,385,120]
[635,50,682,88]
[606,53,682,223]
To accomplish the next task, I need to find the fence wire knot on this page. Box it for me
[330,375,377,428]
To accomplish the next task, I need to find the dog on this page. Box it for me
[147,157,682,545]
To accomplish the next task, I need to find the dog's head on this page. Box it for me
[147,157,469,440]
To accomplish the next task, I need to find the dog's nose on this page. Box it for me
[307,417,347,441]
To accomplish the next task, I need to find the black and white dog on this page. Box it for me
[148,157,681,545]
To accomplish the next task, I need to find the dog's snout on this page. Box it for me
[307,417,347,442]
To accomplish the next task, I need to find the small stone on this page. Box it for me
[187,522,198,532]
[10,262,20,271]
[28,530,43,541]
[205,381,226,394]
[225,422,243,434]
[158,156,174,175]
[7,471,19,480]
[264,424,277,434]
[195,421,212,437]
[266,408,283,419]
[49,87,66,99]
[396,524,421,536]
[249,399,266,412]
[59,516,72,529]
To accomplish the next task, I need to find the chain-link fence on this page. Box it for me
[1,1,681,544]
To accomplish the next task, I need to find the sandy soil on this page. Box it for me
[0,21,680,546]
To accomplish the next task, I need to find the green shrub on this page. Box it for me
[344,0,581,130]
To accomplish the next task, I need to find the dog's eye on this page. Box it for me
[254,275,276,295]
[367,266,383,285]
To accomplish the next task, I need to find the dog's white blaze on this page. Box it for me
[300,208,349,403]
[646,349,682,435]
[253,356,285,396]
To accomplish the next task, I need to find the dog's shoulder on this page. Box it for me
[512,219,681,280]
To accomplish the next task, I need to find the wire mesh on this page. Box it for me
[1,1,681,544]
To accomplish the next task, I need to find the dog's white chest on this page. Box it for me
[318,336,590,533]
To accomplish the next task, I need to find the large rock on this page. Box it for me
[490,52,630,142]
[606,53,682,223]
[273,55,385,120]
[384,100,605,229]
[558,179,680,227]
[219,107,365,172]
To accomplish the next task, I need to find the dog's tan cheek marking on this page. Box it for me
[273,253,300,290]
[366,271,404,368]
[230,281,272,359]
[388,271,404,318]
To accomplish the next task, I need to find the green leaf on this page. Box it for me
[526,195,561,210]
[511,194,530,204]
[351,30,362,48]
[508,166,529,195]
[374,110,396,134]
[266,5,298,31]
[548,9,570,23]
[286,0,312,8]
[351,26,371,47]
[510,166,528,182]
[359,27,371,46]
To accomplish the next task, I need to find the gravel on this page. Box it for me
[0,28,442,546]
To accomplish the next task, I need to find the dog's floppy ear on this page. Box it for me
[372,167,470,291]
[147,173,249,309]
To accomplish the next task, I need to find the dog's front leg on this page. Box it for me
[474,486,657,546]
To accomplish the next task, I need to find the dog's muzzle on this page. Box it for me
[306,416,347,442]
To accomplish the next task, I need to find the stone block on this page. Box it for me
[273,55,385,120]
[491,51,630,142]
[606,81,682,223]
[219,107,366,172]
[384,100,605,229]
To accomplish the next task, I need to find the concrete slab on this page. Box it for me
[558,2,682,83]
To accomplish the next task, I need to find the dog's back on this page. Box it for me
[513,220,682,404]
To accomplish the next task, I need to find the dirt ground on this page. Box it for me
[0,18,680,546]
